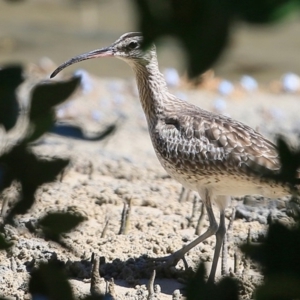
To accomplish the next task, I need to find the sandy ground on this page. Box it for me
[0,62,299,299]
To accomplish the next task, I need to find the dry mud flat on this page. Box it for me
[0,67,299,299]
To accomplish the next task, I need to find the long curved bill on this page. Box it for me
[50,46,113,78]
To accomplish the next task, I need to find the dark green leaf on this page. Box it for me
[0,233,13,250]
[133,0,230,77]
[242,222,300,299]
[39,211,85,243]
[256,274,300,300]
[29,76,80,120]
[263,137,300,188]
[29,261,74,300]
[133,0,300,77]
[50,122,118,141]
[1,145,69,221]
[186,263,208,300]
[215,277,239,300]
[26,76,80,143]
[270,1,300,21]
[186,262,239,300]
[241,222,300,277]
[26,113,54,143]
[231,0,300,23]
[0,65,23,131]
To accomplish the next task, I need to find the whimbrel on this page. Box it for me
[51,32,292,282]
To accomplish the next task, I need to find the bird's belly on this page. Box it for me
[155,152,288,198]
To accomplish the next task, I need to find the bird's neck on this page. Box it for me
[130,58,170,127]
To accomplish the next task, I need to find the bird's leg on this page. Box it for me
[153,194,218,268]
[207,210,226,283]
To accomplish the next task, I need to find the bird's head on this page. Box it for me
[51,32,155,78]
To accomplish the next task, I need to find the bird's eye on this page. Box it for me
[127,41,139,50]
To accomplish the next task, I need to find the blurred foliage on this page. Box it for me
[0,66,86,243]
[0,65,110,299]
[29,261,75,300]
[50,121,118,141]
[186,263,239,300]
[0,66,80,225]
[0,232,12,250]
[242,222,300,299]
[133,0,300,77]
[1,146,70,222]
[265,137,300,189]
[0,66,22,131]
[39,212,86,244]
[25,76,80,143]
[29,260,104,300]
[2,0,300,299]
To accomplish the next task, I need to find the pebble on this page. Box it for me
[218,80,234,96]
[240,75,258,91]
[281,72,300,93]
[164,68,180,87]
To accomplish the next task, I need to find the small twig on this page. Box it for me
[59,165,68,182]
[234,251,240,274]
[90,253,102,296]
[247,227,251,244]
[125,198,132,234]
[118,198,132,235]
[107,278,117,300]
[118,202,127,235]
[187,195,198,228]
[1,195,9,218]
[88,160,93,180]
[242,254,250,278]
[147,270,156,300]
[195,202,206,235]
[101,217,109,238]
[227,207,236,232]
[178,186,190,203]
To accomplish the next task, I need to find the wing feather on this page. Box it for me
[154,104,280,177]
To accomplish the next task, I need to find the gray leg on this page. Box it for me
[155,191,218,267]
[208,210,226,283]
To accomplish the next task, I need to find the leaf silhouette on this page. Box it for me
[133,0,230,77]
[0,145,69,221]
[39,211,85,243]
[29,261,74,300]
[0,65,23,131]
[186,262,239,300]
[0,233,13,250]
[26,76,80,143]
[241,222,300,299]
[133,0,300,77]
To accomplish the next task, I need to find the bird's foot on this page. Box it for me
[150,248,190,275]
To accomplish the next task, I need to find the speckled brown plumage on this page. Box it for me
[51,32,292,283]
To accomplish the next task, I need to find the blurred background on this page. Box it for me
[1,0,300,83]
